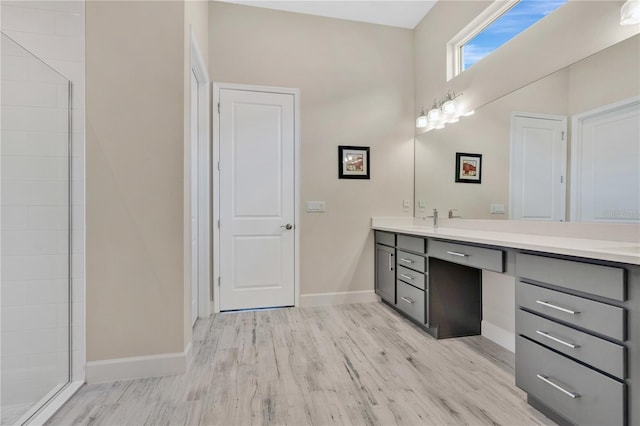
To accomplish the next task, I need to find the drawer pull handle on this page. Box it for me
[400,296,415,304]
[536,374,581,399]
[535,300,580,315]
[446,251,468,257]
[400,258,414,264]
[400,274,414,280]
[536,330,580,349]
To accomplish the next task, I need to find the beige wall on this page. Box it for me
[86,1,186,361]
[209,2,415,296]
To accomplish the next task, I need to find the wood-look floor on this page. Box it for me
[47,302,552,426]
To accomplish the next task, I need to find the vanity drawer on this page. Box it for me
[375,231,395,247]
[397,265,426,290]
[516,336,624,426]
[429,240,504,272]
[517,309,625,379]
[396,280,425,324]
[517,282,625,341]
[397,234,426,254]
[396,250,426,273]
[516,253,625,301]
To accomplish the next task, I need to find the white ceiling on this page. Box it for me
[216,1,438,29]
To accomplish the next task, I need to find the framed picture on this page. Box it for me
[455,152,482,184]
[338,145,370,179]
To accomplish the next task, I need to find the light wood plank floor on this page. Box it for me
[47,302,552,426]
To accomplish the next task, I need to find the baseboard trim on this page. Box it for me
[85,347,189,384]
[481,320,515,353]
[299,290,378,307]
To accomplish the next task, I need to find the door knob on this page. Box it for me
[280,224,293,230]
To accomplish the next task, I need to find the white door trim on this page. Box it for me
[212,82,301,314]
[570,96,640,222]
[190,31,211,320]
[509,111,567,221]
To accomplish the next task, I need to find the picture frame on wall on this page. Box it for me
[455,152,482,184]
[338,145,370,179]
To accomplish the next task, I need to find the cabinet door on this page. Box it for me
[375,244,395,303]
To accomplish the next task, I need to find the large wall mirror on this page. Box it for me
[415,34,640,223]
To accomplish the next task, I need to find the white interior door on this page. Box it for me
[510,113,567,221]
[219,88,295,311]
[190,70,199,326]
[571,98,640,223]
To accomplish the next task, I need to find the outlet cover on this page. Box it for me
[490,203,505,214]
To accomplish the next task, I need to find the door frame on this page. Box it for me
[570,96,640,222]
[212,82,301,314]
[189,31,211,320]
[509,111,567,221]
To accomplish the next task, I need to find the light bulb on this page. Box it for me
[442,99,458,115]
[427,107,442,122]
[416,114,427,128]
[621,0,640,25]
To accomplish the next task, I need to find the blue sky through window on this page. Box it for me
[462,0,568,71]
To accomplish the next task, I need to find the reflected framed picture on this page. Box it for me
[338,145,370,179]
[455,152,482,184]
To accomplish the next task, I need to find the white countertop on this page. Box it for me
[372,218,640,265]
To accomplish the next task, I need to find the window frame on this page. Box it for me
[446,0,519,81]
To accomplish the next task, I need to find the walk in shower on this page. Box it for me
[1,32,71,425]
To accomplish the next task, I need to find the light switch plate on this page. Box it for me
[307,201,326,212]
[418,200,426,211]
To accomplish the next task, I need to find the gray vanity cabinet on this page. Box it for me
[515,252,632,426]
[396,246,428,325]
[375,232,396,304]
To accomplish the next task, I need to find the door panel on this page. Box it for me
[573,101,640,223]
[375,244,395,304]
[219,89,295,311]
[510,114,566,221]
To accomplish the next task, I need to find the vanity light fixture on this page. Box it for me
[416,90,473,131]
[621,0,640,25]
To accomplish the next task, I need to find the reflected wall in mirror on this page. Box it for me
[415,34,640,222]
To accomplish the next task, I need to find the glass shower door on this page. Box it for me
[1,33,71,425]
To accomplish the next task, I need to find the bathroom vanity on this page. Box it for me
[372,218,640,426]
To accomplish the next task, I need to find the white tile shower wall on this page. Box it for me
[1,39,70,409]
[1,0,85,400]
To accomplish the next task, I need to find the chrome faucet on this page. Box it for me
[448,209,462,219]
[427,208,438,228]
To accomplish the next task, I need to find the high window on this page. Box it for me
[449,0,568,77]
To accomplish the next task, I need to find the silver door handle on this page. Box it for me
[388,253,394,271]
[400,274,414,280]
[536,374,580,398]
[400,296,414,304]
[535,300,579,315]
[446,251,468,257]
[280,224,293,230]
[400,258,414,264]
[536,330,580,349]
